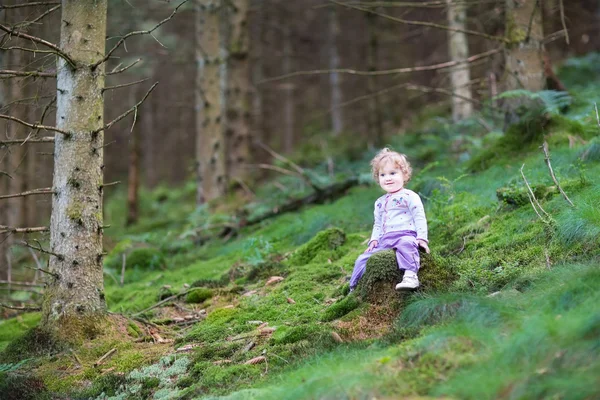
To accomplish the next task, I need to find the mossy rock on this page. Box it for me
[289,227,346,265]
[321,293,361,322]
[418,252,455,292]
[496,184,558,207]
[357,250,404,305]
[1,327,63,364]
[0,372,50,400]
[185,288,214,304]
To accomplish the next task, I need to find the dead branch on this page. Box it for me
[31,96,58,141]
[405,84,487,108]
[93,82,159,134]
[0,303,41,311]
[520,164,551,223]
[0,280,44,287]
[317,0,498,8]
[132,289,193,317]
[331,0,505,43]
[0,187,53,200]
[91,0,189,69]
[0,70,56,78]
[106,58,142,76]
[102,78,149,93]
[24,264,57,278]
[541,141,574,207]
[0,23,75,68]
[0,2,59,9]
[100,181,121,188]
[245,163,297,177]
[94,348,117,367]
[260,48,501,84]
[0,225,49,234]
[20,240,63,261]
[0,137,54,146]
[0,114,69,135]
[18,4,61,28]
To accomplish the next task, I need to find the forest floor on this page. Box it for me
[1,54,600,400]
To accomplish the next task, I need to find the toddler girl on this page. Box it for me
[350,148,429,291]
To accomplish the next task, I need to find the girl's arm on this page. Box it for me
[369,200,382,244]
[409,192,428,243]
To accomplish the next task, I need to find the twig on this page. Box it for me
[541,141,574,207]
[120,254,126,287]
[0,114,69,135]
[91,0,189,69]
[24,264,56,278]
[102,78,148,93]
[71,349,83,367]
[0,23,75,68]
[244,163,297,177]
[520,164,551,222]
[0,225,49,234]
[558,0,569,45]
[0,303,41,311]
[19,4,61,28]
[0,280,45,287]
[0,187,53,200]
[0,137,54,146]
[0,2,59,9]
[106,58,142,76]
[20,240,63,261]
[260,48,501,84]
[100,181,121,188]
[0,70,56,78]
[330,0,505,43]
[93,348,117,367]
[93,82,158,133]
[29,248,42,284]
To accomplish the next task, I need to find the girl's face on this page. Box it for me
[378,160,404,193]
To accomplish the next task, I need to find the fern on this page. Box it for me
[497,90,572,117]
[0,359,29,372]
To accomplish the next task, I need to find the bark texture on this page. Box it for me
[43,0,108,336]
[504,0,545,91]
[447,0,473,121]
[126,89,140,226]
[196,0,228,204]
[329,7,343,136]
[227,0,252,182]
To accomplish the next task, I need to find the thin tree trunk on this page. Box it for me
[196,0,228,204]
[227,0,252,181]
[126,89,140,226]
[43,0,108,337]
[366,3,383,146]
[250,0,265,163]
[143,89,156,188]
[447,0,473,122]
[329,7,343,136]
[282,25,295,154]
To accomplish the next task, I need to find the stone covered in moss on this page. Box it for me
[357,250,404,305]
[418,252,455,292]
[289,228,346,265]
[185,288,214,304]
[321,293,361,322]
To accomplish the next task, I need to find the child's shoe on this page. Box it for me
[395,274,419,290]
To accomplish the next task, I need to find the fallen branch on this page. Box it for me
[0,187,53,200]
[94,348,117,367]
[520,164,551,223]
[131,289,193,317]
[541,141,574,207]
[0,2,59,9]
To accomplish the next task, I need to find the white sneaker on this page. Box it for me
[395,275,419,290]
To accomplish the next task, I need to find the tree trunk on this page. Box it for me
[504,0,545,92]
[227,0,252,182]
[282,25,295,154]
[447,0,473,122]
[126,89,140,226]
[43,0,108,338]
[329,7,343,136]
[366,3,383,147]
[196,0,228,204]
[250,0,266,163]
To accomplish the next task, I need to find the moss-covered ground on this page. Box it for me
[1,55,600,399]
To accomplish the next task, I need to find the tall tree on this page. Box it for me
[196,0,229,204]
[447,0,473,121]
[282,24,295,153]
[126,88,141,226]
[227,0,252,183]
[366,1,383,146]
[42,0,109,336]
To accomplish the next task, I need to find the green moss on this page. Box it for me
[1,327,63,364]
[496,184,557,207]
[0,372,51,400]
[126,247,166,270]
[67,202,84,221]
[321,293,361,322]
[0,313,41,352]
[272,324,327,345]
[126,322,143,338]
[289,227,346,265]
[357,250,404,305]
[185,287,214,304]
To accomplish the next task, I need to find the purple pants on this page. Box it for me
[349,230,419,289]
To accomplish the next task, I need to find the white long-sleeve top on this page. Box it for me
[369,188,428,243]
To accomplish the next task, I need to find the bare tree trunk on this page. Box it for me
[143,89,156,188]
[250,0,265,162]
[126,89,140,226]
[196,0,228,204]
[43,0,108,337]
[329,7,343,136]
[447,0,473,122]
[227,0,252,182]
[282,25,295,154]
[366,3,383,147]
[504,0,545,91]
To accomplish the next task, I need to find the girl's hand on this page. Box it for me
[417,239,430,254]
[365,240,378,253]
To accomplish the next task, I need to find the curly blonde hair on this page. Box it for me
[370,148,412,182]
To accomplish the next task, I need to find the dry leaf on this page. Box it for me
[265,276,284,286]
[287,297,296,304]
[224,305,235,309]
[331,331,343,343]
[184,315,195,320]
[259,327,276,336]
[244,356,266,365]
[257,322,269,329]
[243,290,258,297]
[173,317,185,323]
